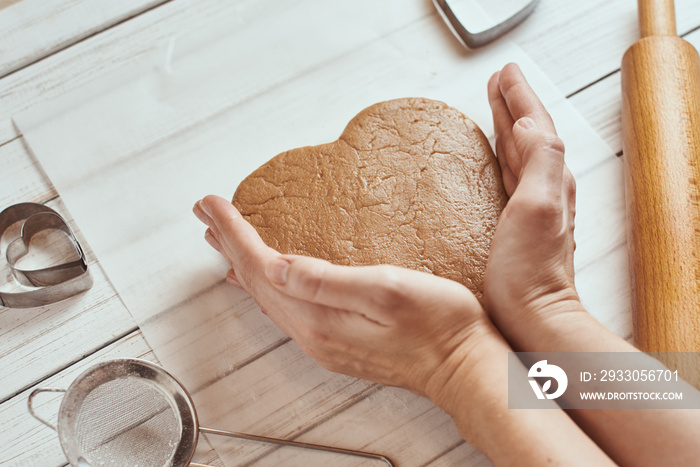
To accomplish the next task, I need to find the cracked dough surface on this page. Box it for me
[232,98,507,302]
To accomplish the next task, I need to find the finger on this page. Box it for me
[265,255,478,328]
[198,198,363,346]
[495,136,518,196]
[488,71,516,141]
[194,201,226,246]
[204,228,223,253]
[511,118,565,204]
[490,70,531,180]
[265,256,425,322]
[193,201,211,226]
[226,268,243,288]
[197,201,234,267]
[488,72,516,161]
[563,167,576,223]
[498,63,556,134]
[200,195,273,276]
[562,167,577,276]
[265,255,386,311]
[203,225,239,272]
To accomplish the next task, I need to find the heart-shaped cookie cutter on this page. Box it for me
[0,203,92,308]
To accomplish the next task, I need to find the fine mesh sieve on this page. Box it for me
[28,358,394,467]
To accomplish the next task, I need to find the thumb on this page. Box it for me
[265,255,479,323]
[265,255,413,318]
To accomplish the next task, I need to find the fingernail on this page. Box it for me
[517,117,536,129]
[193,203,209,224]
[266,258,290,284]
[204,229,222,252]
[200,200,213,217]
[226,268,242,287]
[226,275,242,288]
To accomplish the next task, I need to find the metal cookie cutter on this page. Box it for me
[434,0,541,49]
[0,203,92,308]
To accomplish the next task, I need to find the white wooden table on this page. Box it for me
[1,0,699,465]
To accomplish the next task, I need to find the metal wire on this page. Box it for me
[73,376,181,467]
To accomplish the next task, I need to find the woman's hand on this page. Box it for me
[484,63,583,349]
[193,195,494,402]
[484,64,700,467]
[192,196,613,467]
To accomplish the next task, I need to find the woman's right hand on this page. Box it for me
[193,195,497,404]
[483,63,583,350]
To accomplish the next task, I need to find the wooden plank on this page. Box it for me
[240,386,483,467]
[0,195,137,402]
[424,442,493,466]
[192,446,225,467]
[184,338,482,466]
[0,89,145,463]
[0,331,154,467]
[0,0,432,145]
[568,71,623,155]
[567,28,700,156]
[0,329,225,466]
[0,0,21,10]
[0,136,57,206]
[510,0,700,96]
[0,0,169,78]
[1,0,699,149]
[0,1,693,464]
[8,2,622,464]
[572,157,632,340]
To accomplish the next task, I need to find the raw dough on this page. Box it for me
[232,98,506,302]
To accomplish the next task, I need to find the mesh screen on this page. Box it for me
[73,376,182,467]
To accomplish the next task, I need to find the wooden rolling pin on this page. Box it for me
[621,0,700,352]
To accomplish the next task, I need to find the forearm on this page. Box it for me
[428,324,612,466]
[505,300,700,466]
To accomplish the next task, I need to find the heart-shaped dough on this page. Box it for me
[233,98,506,302]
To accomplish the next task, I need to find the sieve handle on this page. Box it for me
[199,427,395,466]
[27,387,66,431]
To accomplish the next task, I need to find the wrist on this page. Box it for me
[501,298,636,353]
[423,319,502,411]
[486,285,579,342]
[423,321,513,449]
[424,320,612,466]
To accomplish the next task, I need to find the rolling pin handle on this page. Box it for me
[638,0,677,38]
